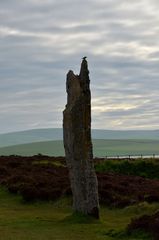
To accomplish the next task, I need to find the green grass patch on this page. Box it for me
[95,159,159,179]
[0,187,157,239]
[32,159,65,167]
[103,229,152,239]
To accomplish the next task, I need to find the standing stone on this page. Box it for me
[63,58,99,218]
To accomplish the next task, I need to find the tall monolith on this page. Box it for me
[63,58,99,218]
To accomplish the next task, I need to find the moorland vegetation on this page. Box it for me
[0,155,159,239]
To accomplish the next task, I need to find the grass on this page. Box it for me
[0,139,159,157]
[0,187,156,240]
[32,159,65,167]
[95,159,159,179]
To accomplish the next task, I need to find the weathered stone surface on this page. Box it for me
[63,59,99,218]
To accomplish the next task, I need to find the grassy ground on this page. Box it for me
[0,187,156,240]
[95,158,159,179]
[0,139,159,157]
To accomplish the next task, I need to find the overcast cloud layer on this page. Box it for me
[0,0,159,133]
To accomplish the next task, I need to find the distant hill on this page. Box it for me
[0,128,62,148]
[0,128,159,148]
[0,139,159,157]
[92,129,159,140]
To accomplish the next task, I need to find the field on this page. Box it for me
[1,156,159,239]
[0,187,155,240]
[0,139,159,157]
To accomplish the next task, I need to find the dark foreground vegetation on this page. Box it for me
[128,211,159,240]
[1,155,159,239]
[1,156,159,206]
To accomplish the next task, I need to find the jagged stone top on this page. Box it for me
[79,59,90,91]
[66,59,90,106]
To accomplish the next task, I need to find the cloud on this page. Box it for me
[0,0,159,133]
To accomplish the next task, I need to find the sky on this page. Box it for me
[0,0,159,133]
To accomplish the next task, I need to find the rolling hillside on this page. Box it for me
[0,128,62,148]
[0,139,159,157]
[0,128,159,148]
